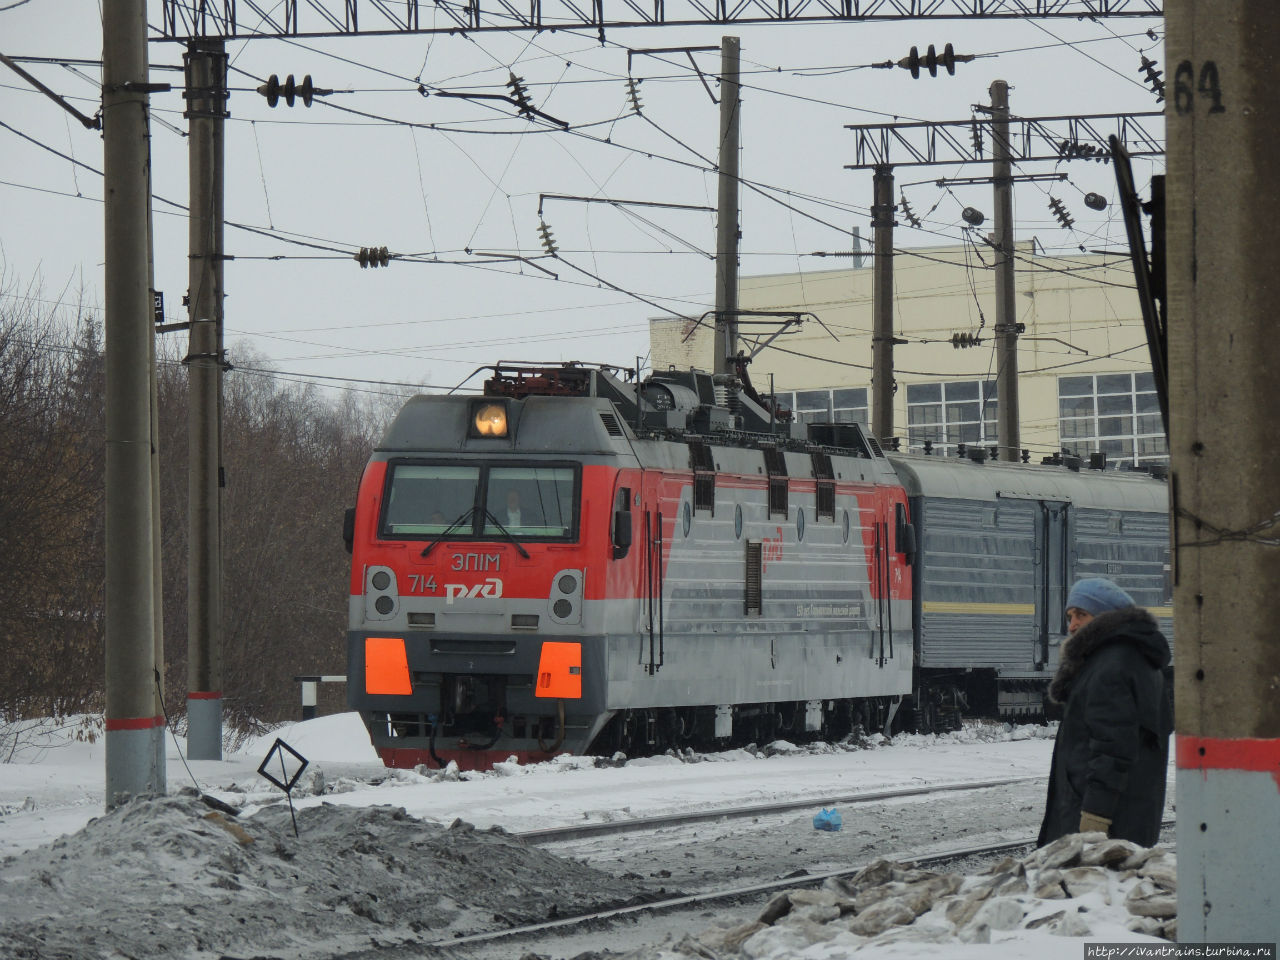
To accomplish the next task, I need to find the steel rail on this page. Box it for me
[515,774,1044,844]
[424,816,1174,950]
[424,833,1042,950]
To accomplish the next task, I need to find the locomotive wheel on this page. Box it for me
[916,696,938,735]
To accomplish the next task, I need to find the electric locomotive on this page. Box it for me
[344,362,915,769]
[343,362,1171,770]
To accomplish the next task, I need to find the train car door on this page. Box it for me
[639,469,672,675]
[1034,500,1070,669]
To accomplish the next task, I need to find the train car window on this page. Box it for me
[796,507,805,541]
[734,504,744,540]
[382,464,480,536]
[612,487,632,559]
[484,466,576,538]
[894,502,917,564]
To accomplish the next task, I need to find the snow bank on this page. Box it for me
[623,832,1176,960]
[0,793,657,960]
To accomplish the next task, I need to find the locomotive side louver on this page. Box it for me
[599,412,624,437]
[744,541,763,616]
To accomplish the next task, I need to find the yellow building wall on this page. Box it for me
[650,243,1154,461]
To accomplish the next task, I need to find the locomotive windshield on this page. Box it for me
[380,461,578,541]
[482,466,575,537]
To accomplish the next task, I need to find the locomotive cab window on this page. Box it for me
[380,461,579,542]
[382,465,480,536]
[483,466,576,538]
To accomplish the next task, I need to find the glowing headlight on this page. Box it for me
[472,402,508,437]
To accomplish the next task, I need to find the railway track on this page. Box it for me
[425,815,1176,953]
[423,833,1041,951]
[515,774,1044,845]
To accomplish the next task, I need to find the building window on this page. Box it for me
[906,380,998,456]
[1058,372,1168,467]
[774,387,869,426]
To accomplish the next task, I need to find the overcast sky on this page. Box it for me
[1,2,1164,399]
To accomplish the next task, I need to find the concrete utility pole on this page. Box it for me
[1165,2,1280,941]
[103,0,161,807]
[146,134,166,790]
[185,41,228,760]
[713,35,741,377]
[870,166,896,441]
[989,80,1020,462]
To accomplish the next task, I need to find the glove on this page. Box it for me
[1079,811,1112,836]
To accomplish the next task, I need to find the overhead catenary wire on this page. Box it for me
[3,22,1156,380]
[7,49,1137,280]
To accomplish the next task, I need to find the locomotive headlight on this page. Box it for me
[471,402,508,437]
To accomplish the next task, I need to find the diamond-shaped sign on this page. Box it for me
[257,737,309,792]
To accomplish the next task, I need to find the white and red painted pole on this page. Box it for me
[103,0,163,807]
[1166,1,1280,940]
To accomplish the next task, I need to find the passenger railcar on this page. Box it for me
[893,454,1172,732]
[343,362,1170,770]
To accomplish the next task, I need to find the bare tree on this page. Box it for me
[1,273,384,732]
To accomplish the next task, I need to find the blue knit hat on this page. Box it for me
[1065,577,1135,616]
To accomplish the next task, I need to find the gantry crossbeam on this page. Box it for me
[159,0,1163,42]
[845,111,1164,169]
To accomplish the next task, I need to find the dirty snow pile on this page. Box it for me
[0,793,656,960]
[620,831,1177,960]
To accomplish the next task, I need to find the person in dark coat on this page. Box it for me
[1037,577,1173,847]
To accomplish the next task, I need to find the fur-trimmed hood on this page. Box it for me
[1049,607,1170,704]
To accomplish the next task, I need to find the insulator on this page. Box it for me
[354,246,391,268]
[257,72,324,107]
[970,120,984,158]
[900,45,922,79]
[900,193,922,228]
[950,332,980,349]
[537,219,559,256]
[896,42,972,78]
[625,77,643,114]
[961,206,985,227]
[258,74,280,108]
[1049,197,1075,230]
[1140,55,1165,104]
[507,72,533,115]
[1057,139,1110,165]
[1083,192,1108,211]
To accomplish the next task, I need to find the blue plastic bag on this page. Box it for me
[812,807,842,832]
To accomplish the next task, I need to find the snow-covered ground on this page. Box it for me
[0,714,1177,959]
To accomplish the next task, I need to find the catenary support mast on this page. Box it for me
[990,80,1020,462]
[185,41,228,760]
[871,165,896,441]
[713,36,740,377]
[103,0,161,807]
[1166,1,1280,941]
